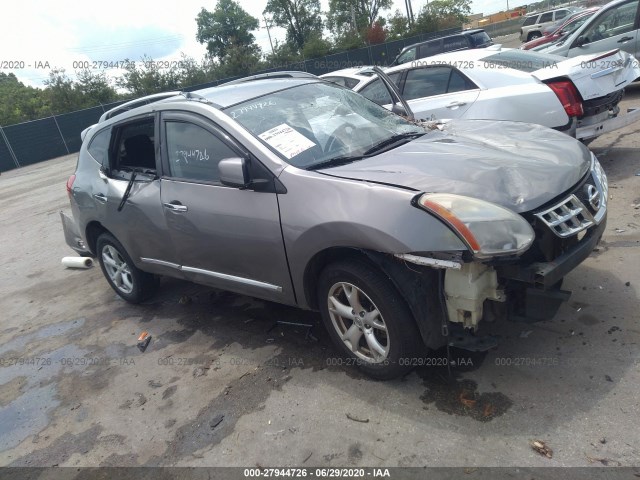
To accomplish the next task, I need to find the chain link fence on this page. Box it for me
[0,27,468,173]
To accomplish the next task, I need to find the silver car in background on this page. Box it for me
[62,76,608,379]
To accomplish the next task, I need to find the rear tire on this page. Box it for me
[96,232,158,303]
[317,260,423,380]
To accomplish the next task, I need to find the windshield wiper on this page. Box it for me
[362,132,424,156]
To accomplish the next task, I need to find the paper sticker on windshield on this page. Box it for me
[258,123,316,159]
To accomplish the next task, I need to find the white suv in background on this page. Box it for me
[521,8,579,41]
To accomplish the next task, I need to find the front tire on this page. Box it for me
[528,31,542,41]
[96,232,158,303]
[317,260,423,379]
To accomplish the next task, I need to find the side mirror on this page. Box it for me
[574,35,588,47]
[391,104,410,118]
[99,166,110,180]
[219,157,250,188]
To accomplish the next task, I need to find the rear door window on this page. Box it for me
[402,67,476,100]
[417,40,442,58]
[442,36,469,52]
[111,118,156,172]
[539,12,554,23]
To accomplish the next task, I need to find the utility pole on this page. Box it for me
[263,15,275,54]
[405,0,414,26]
[350,5,357,31]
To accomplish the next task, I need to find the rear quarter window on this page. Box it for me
[87,129,110,166]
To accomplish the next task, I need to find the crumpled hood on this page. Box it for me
[321,120,591,213]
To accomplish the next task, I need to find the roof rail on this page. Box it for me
[219,71,319,86]
[99,91,181,122]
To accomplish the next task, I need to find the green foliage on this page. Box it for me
[332,29,367,50]
[327,0,393,33]
[115,55,182,96]
[196,0,260,60]
[215,44,264,78]
[411,0,471,34]
[264,0,323,52]
[386,9,410,39]
[264,41,302,69]
[301,33,332,59]
[0,73,49,125]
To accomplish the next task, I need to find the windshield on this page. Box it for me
[225,82,424,169]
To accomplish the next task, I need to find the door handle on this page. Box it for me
[446,101,467,108]
[618,36,634,43]
[163,202,188,212]
[93,193,107,204]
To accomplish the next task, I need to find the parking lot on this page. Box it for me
[0,82,639,469]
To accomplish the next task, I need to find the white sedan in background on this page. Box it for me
[321,46,640,142]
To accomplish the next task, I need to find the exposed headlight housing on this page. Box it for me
[414,193,535,259]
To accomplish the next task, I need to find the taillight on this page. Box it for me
[66,174,76,198]
[547,80,584,117]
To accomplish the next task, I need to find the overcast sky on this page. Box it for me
[2,0,512,88]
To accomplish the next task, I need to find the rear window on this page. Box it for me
[480,50,561,72]
[522,15,538,26]
[87,129,110,166]
[469,31,492,47]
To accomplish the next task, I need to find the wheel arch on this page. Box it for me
[303,247,447,350]
[85,221,111,256]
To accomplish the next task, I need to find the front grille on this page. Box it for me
[534,194,595,238]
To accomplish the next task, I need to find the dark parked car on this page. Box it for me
[389,29,493,66]
[62,73,608,379]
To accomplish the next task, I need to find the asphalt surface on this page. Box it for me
[0,82,639,470]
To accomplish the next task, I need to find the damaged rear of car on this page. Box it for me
[62,76,607,379]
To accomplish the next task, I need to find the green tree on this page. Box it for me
[301,32,332,58]
[0,73,49,125]
[44,69,85,113]
[176,54,219,88]
[115,56,181,96]
[386,9,409,39]
[75,70,118,105]
[196,0,260,60]
[264,41,302,69]
[412,0,470,34]
[327,0,393,34]
[263,0,323,52]
[215,44,264,79]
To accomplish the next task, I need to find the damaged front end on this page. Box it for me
[397,152,608,351]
